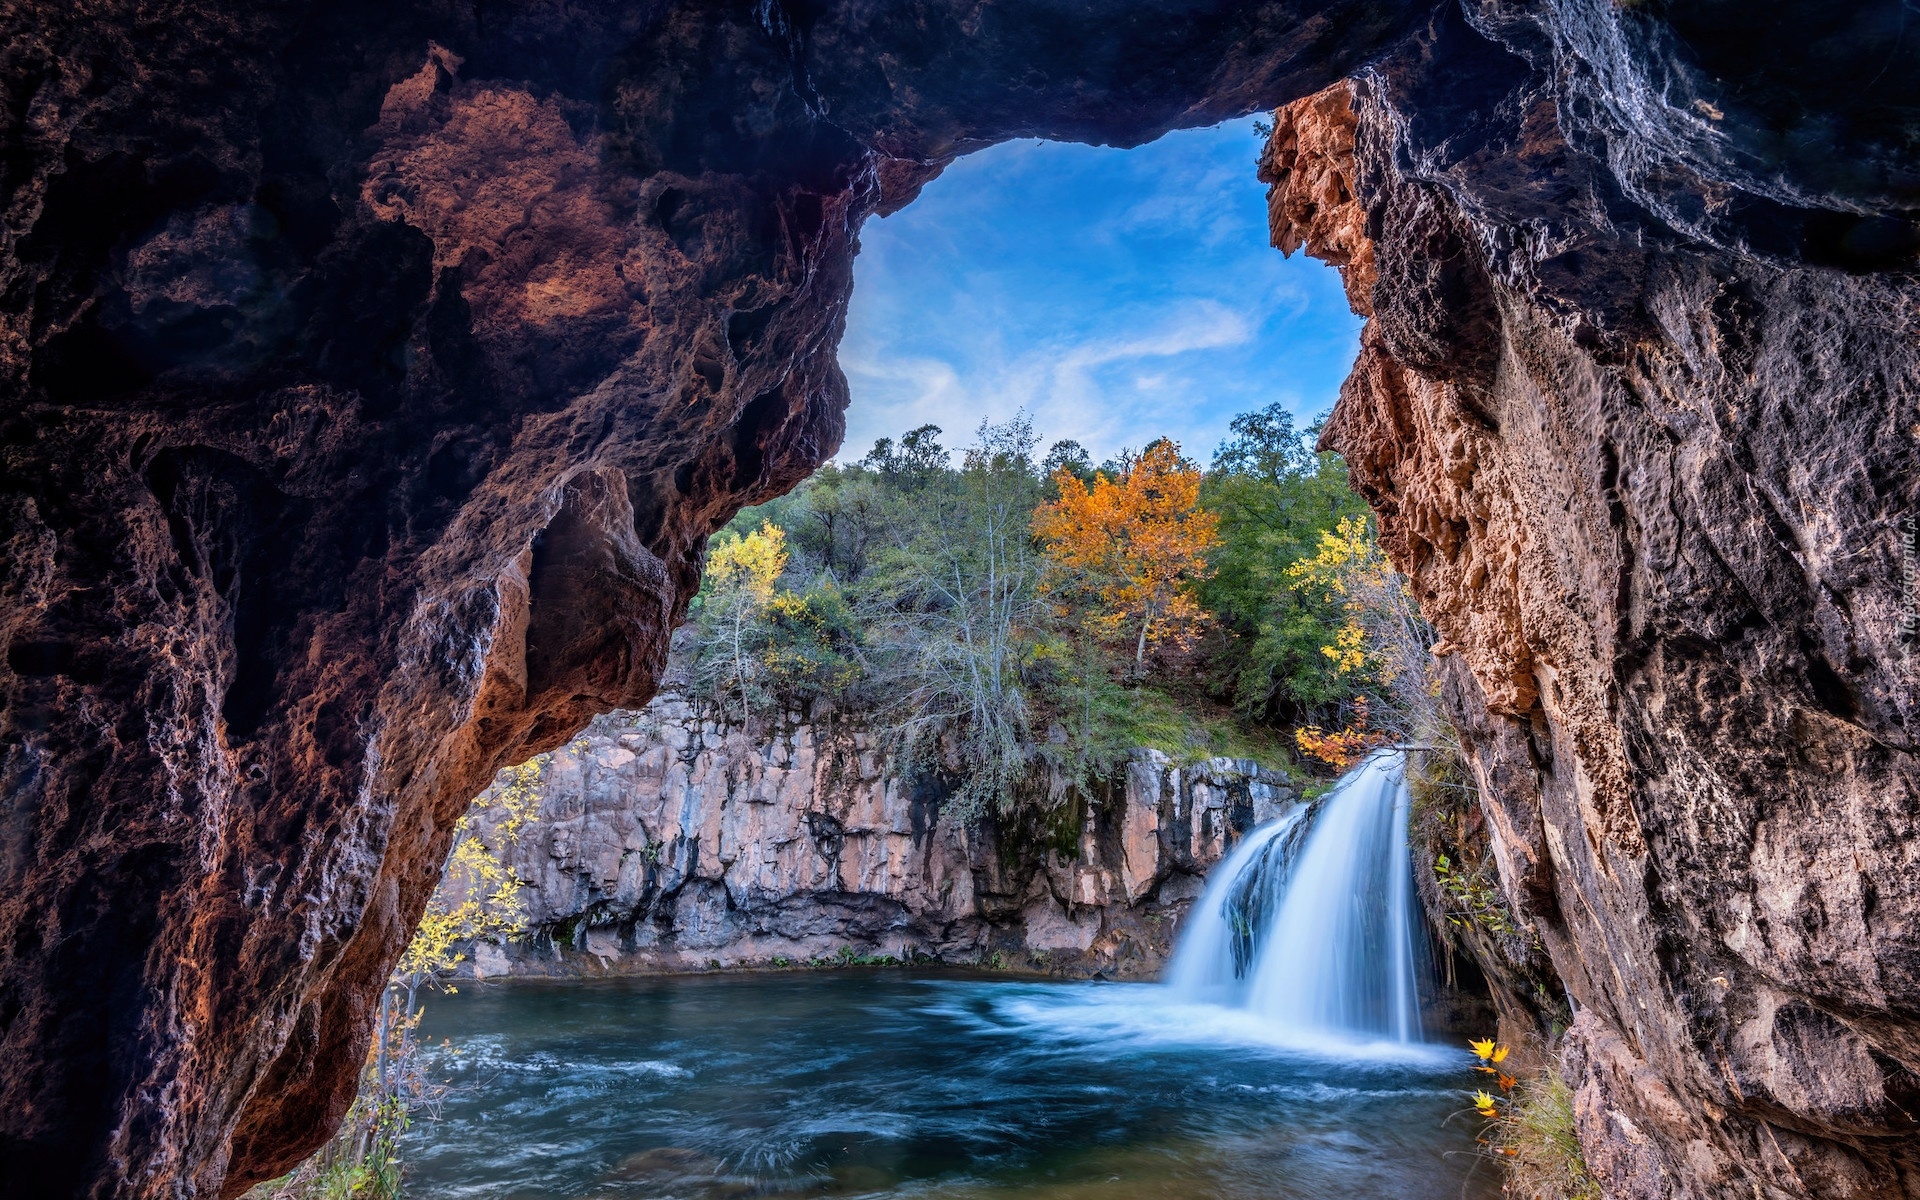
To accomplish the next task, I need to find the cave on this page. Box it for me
[0,2,1916,1197]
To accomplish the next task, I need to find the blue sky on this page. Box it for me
[838,118,1363,467]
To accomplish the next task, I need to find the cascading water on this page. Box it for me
[1167,749,1429,1044]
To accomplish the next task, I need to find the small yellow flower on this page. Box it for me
[1490,1044,1510,1065]
[1469,1038,1497,1060]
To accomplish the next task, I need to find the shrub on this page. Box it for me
[1497,1064,1602,1200]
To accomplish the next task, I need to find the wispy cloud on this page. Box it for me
[839,119,1361,466]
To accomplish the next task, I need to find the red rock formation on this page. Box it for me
[1267,62,1920,1197]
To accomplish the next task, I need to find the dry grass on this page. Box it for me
[1491,1061,1602,1200]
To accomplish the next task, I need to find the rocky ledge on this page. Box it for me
[454,695,1294,980]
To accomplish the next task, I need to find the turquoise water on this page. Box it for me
[404,971,1497,1199]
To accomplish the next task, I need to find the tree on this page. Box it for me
[862,423,949,486]
[863,416,1050,818]
[1197,402,1370,723]
[794,465,888,582]
[1034,437,1221,675]
[1211,401,1318,484]
[1285,514,1440,763]
[694,521,788,720]
[1041,438,1095,485]
[261,760,543,1199]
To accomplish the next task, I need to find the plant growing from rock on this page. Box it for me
[1464,1037,1601,1200]
[250,759,544,1199]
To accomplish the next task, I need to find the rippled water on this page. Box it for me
[403,971,1496,1199]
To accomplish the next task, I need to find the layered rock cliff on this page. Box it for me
[455,695,1295,978]
[1265,61,1920,1200]
[0,2,1914,1197]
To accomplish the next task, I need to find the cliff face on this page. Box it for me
[1266,59,1920,1200]
[456,696,1295,978]
[1,1,1915,1197]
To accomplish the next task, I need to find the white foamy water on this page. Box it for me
[1166,749,1431,1047]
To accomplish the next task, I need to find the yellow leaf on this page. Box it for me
[1469,1037,1497,1060]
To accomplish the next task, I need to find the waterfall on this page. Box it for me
[1166,750,1429,1044]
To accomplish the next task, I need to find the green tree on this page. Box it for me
[862,416,1051,819]
[1197,403,1370,724]
[862,423,949,487]
[1041,438,1096,486]
[1285,512,1440,761]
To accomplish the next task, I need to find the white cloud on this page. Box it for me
[836,118,1360,469]
[842,298,1263,463]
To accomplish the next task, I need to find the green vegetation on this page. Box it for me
[1499,1065,1603,1200]
[688,404,1395,821]
[1467,1037,1602,1200]
[1196,405,1371,725]
[249,760,545,1200]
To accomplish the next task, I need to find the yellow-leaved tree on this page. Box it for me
[1033,438,1220,676]
[695,520,788,721]
[394,756,544,995]
[257,757,544,1200]
[1284,514,1438,766]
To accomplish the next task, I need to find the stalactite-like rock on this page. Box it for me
[0,2,1914,1197]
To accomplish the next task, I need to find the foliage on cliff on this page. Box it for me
[253,761,546,1200]
[688,405,1411,815]
[1034,437,1221,674]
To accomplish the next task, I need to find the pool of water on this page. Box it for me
[404,970,1498,1200]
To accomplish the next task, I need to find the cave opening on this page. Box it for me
[317,122,1500,1200]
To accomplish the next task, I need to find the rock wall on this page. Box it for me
[1266,55,1920,1200]
[1,2,1915,1196]
[456,695,1295,979]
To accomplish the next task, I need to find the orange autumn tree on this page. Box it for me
[1034,438,1221,675]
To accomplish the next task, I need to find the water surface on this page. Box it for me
[405,971,1496,1199]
